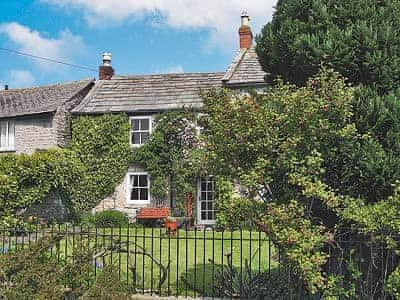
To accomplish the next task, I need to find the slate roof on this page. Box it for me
[222,47,268,86]
[0,79,94,118]
[73,72,224,114]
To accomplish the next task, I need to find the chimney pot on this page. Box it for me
[241,11,250,26]
[102,52,112,66]
[239,12,253,49]
[99,52,114,80]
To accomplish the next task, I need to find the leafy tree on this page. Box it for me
[256,1,400,188]
[255,0,400,204]
[203,69,357,294]
[204,67,400,296]
[256,0,400,93]
[204,69,354,203]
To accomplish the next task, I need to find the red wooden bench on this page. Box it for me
[136,207,170,220]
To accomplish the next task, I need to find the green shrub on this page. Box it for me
[210,254,301,299]
[93,210,128,228]
[0,149,85,222]
[82,265,131,299]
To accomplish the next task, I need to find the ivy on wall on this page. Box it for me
[0,149,84,222]
[132,110,204,212]
[70,113,133,210]
[0,111,211,222]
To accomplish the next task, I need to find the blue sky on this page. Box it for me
[0,0,276,89]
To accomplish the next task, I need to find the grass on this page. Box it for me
[1,226,277,297]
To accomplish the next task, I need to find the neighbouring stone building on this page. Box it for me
[0,79,94,154]
[73,13,268,225]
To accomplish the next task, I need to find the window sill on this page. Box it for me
[0,149,16,153]
[130,144,145,148]
[125,201,150,207]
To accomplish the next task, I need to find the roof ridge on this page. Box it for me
[222,49,247,82]
[0,78,94,93]
[112,72,225,79]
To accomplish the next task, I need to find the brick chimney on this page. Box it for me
[239,12,253,49]
[99,52,114,80]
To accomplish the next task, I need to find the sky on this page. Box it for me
[0,0,277,89]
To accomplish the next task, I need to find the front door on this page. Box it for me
[197,177,216,225]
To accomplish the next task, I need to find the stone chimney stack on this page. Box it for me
[99,52,114,80]
[239,12,253,49]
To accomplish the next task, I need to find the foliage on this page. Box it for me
[211,254,301,299]
[203,69,354,294]
[71,114,133,210]
[259,200,331,294]
[0,234,131,299]
[0,234,92,299]
[204,68,354,202]
[256,0,400,205]
[92,209,129,228]
[256,0,400,93]
[203,69,393,296]
[132,110,203,209]
[0,114,131,223]
[386,267,400,299]
[0,149,85,221]
[214,177,261,230]
[82,265,131,299]
[255,3,400,295]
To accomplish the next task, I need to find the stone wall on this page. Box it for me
[13,113,57,154]
[93,164,170,218]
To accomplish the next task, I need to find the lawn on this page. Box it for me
[1,226,277,297]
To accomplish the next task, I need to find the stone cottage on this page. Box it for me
[0,79,94,154]
[73,13,268,225]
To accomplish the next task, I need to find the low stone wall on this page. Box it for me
[24,190,67,223]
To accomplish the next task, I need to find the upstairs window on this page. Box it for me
[0,120,15,151]
[130,116,152,146]
[195,113,208,135]
[127,173,150,204]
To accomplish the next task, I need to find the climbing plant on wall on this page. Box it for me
[132,110,205,212]
[71,113,133,210]
[0,149,85,224]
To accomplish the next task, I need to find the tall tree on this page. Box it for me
[255,0,400,203]
[256,0,400,93]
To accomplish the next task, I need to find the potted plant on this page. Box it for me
[164,215,177,233]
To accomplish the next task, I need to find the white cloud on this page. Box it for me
[0,22,85,72]
[42,0,277,50]
[159,65,184,74]
[4,70,36,88]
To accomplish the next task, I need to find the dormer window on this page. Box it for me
[130,116,152,146]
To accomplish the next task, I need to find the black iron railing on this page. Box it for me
[0,224,279,298]
[0,225,398,298]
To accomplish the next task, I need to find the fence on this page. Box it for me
[0,225,398,299]
[0,224,281,298]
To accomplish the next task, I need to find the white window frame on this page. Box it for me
[195,113,207,136]
[197,177,216,225]
[129,116,152,147]
[126,172,151,205]
[0,120,15,152]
